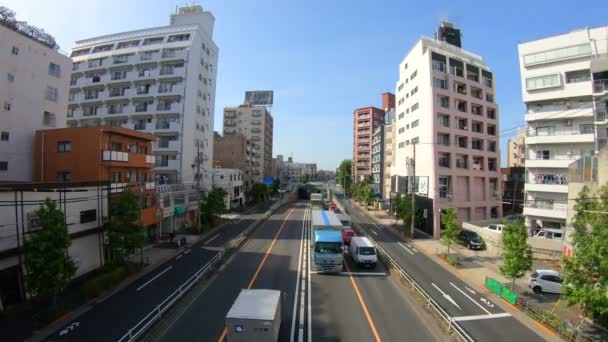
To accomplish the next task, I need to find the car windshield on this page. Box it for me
[315,242,342,254]
[359,247,376,255]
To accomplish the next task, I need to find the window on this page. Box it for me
[471,104,482,115]
[488,141,496,152]
[3,101,11,111]
[410,70,417,80]
[398,83,404,91]
[80,209,96,223]
[438,95,449,109]
[411,86,418,95]
[438,153,450,168]
[490,179,499,198]
[403,63,408,70]
[524,43,591,66]
[411,103,419,112]
[483,77,493,88]
[398,98,404,105]
[456,100,467,112]
[11,46,19,55]
[471,139,483,150]
[535,126,555,136]
[488,158,497,171]
[56,171,71,182]
[487,124,496,136]
[116,40,140,49]
[456,155,468,169]
[438,176,451,198]
[526,74,561,90]
[472,156,484,170]
[456,136,468,148]
[46,86,58,102]
[398,112,404,120]
[411,137,419,144]
[43,111,56,127]
[433,77,448,89]
[111,172,121,183]
[432,60,446,72]
[57,141,71,152]
[472,121,483,133]
[111,142,122,151]
[85,88,100,99]
[7,72,14,82]
[143,37,164,45]
[438,114,449,128]
[48,62,61,77]
[411,120,419,128]
[536,150,551,160]
[398,127,405,134]
[437,133,450,146]
[566,69,591,83]
[168,34,191,42]
[487,108,496,119]
[1,131,8,141]
[486,93,494,103]
[579,124,594,134]
[398,142,405,148]
[457,117,468,130]
[113,54,129,64]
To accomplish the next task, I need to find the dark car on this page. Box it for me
[459,230,485,250]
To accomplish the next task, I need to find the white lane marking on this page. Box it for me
[59,322,80,336]
[432,283,462,310]
[449,282,491,315]
[307,208,312,342]
[375,224,383,230]
[480,297,495,308]
[398,242,415,255]
[464,286,476,295]
[204,233,220,245]
[136,266,173,291]
[309,271,386,275]
[234,219,242,224]
[184,249,191,254]
[289,208,306,342]
[452,313,511,321]
[176,254,183,260]
[370,229,379,236]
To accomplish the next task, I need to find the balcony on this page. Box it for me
[161,49,187,61]
[157,84,185,95]
[102,150,129,162]
[146,155,156,164]
[525,156,580,168]
[159,67,186,78]
[593,79,608,93]
[526,130,595,145]
[156,102,182,113]
[358,114,370,120]
[523,202,567,220]
[526,102,594,122]
[525,183,568,193]
[155,159,180,170]
[154,140,180,151]
[224,111,237,118]
[358,138,370,143]
[145,182,156,190]
[155,121,180,132]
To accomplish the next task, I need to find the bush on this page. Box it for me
[447,255,458,266]
[82,265,132,299]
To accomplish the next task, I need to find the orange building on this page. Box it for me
[34,126,161,238]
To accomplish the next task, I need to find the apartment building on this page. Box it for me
[383,109,396,200]
[518,26,608,231]
[353,107,385,182]
[211,168,244,209]
[33,126,161,238]
[284,159,317,183]
[507,128,526,167]
[371,126,384,193]
[0,23,71,182]
[66,5,218,186]
[223,103,273,185]
[393,22,502,238]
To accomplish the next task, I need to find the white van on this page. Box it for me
[534,228,564,240]
[486,224,505,233]
[349,236,377,268]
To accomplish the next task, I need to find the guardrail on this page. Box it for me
[116,197,290,342]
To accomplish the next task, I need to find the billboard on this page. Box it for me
[244,91,273,106]
[263,176,275,185]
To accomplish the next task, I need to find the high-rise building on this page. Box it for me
[66,5,218,186]
[0,23,71,182]
[353,107,384,182]
[518,26,608,232]
[392,23,502,238]
[507,128,526,167]
[371,93,395,197]
[223,101,273,185]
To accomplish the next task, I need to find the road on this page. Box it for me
[149,201,441,342]
[46,202,273,342]
[332,188,546,341]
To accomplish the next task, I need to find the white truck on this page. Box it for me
[310,193,323,209]
[226,289,281,342]
[349,236,377,268]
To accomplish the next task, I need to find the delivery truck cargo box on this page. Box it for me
[226,289,281,342]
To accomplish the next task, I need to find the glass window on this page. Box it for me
[56,171,71,182]
[524,44,591,66]
[48,63,61,77]
[11,46,19,55]
[438,176,451,198]
[1,131,9,141]
[526,74,561,90]
[0,161,7,171]
[80,209,96,223]
[433,77,448,89]
[46,87,58,102]
[411,103,419,112]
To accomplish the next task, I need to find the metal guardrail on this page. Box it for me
[116,198,289,342]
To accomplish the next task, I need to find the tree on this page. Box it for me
[440,208,460,257]
[562,185,608,326]
[23,199,76,304]
[200,188,227,226]
[500,218,533,291]
[272,179,280,193]
[249,183,270,203]
[356,185,374,206]
[393,194,412,226]
[106,189,145,265]
[303,173,311,184]
[336,160,353,195]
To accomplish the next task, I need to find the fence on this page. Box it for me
[485,277,517,305]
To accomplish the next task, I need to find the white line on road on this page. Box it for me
[449,282,491,315]
[289,208,306,342]
[136,266,173,291]
[375,224,383,230]
[398,242,415,255]
[204,233,220,245]
[307,208,312,342]
[184,249,191,254]
[464,286,476,295]
[452,313,511,321]
[176,254,183,260]
[432,283,462,310]
[370,229,379,236]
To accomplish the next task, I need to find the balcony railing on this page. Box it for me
[524,201,567,211]
[527,174,568,185]
[594,79,608,93]
[527,129,594,137]
[102,151,129,162]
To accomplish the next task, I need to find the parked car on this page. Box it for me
[486,224,505,233]
[529,270,563,294]
[534,228,564,240]
[458,230,485,250]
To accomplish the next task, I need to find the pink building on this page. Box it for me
[353,105,384,182]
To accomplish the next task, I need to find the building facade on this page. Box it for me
[371,125,384,193]
[211,168,244,209]
[518,26,608,231]
[501,167,525,215]
[66,5,218,186]
[383,110,396,200]
[393,23,502,238]
[284,160,317,183]
[353,107,385,182]
[223,103,273,185]
[507,128,526,167]
[0,24,71,182]
[33,126,161,238]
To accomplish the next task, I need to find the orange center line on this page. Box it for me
[344,262,382,342]
[217,207,295,342]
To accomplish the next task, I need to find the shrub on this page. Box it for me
[447,255,458,266]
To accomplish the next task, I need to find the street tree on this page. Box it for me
[23,198,76,304]
[200,188,227,226]
[336,160,352,195]
[440,208,460,257]
[393,194,412,226]
[500,218,533,291]
[106,189,145,265]
[562,185,608,326]
[272,179,280,193]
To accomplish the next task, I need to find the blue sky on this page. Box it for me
[5,0,606,170]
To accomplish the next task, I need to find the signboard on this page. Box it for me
[263,176,275,185]
[416,176,429,196]
[244,91,273,106]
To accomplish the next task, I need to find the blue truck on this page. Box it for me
[311,210,343,273]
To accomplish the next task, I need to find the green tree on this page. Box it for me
[562,185,608,326]
[106,189,145,265]
[440,208,460,257]
[336,160,352,195]
[249,183,270,203]
[200,188,227,226]
[393,194,412,226]
[500,218,533,291]
[23,198,76,304]
[272,179,280,193]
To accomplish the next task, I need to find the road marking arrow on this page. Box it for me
[432,283,462,310]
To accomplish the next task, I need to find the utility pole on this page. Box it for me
[410,143,416,238]
[196,139,202,230]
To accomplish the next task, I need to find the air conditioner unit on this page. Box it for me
[27,212,41,230]
[563,120,572,126]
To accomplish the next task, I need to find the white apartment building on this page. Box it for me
[0,24,71,182]
[223,104,273,184]
[518,26,608,231]
[383,110,396,199]
[393,25,502,238]
[66,5,218,186]
[285,160,317,183]
[211,168,244,209]
[370,125,383,192]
